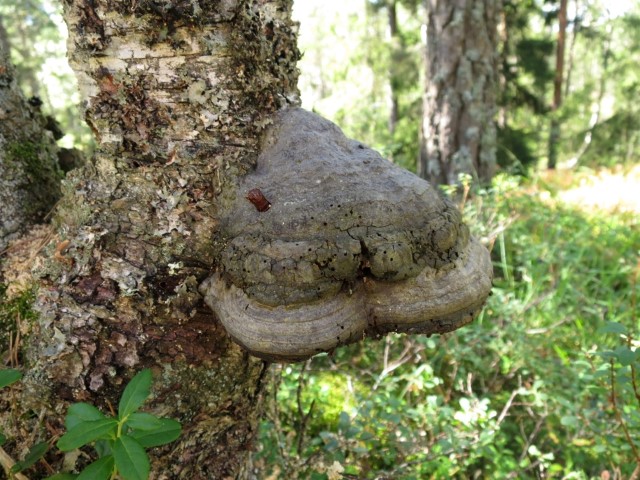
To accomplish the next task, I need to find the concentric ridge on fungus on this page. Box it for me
[200,108,493,362]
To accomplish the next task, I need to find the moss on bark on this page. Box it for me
[0,42,62,251]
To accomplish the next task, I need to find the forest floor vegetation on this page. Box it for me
[254,167,640,480]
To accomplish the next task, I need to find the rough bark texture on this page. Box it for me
[387,0,399,137]
[418,0,499,185]
[0,16,10,55]
[0,1,299,478]
[0,39,61,252]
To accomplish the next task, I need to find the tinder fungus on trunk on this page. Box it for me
[200,108,493,362]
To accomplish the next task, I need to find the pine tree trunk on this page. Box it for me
[418,0,499,185]
[387,0,399,138]
[547,0,568,170]
[1,1,299,478]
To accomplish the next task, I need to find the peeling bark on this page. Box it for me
[1,1,299,478]
[418,0,499,185]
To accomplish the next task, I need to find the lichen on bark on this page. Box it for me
[2,0,300,478]
[419,0,499,185]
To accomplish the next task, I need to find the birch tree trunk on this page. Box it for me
[1,1,299,478]
[418,0,499,185]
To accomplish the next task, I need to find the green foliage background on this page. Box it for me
[251,1,640,478]
[255,174,640,478]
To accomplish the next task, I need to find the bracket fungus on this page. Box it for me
[200,108,493,362]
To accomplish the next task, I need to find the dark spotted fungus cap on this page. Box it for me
[200,108,493,361]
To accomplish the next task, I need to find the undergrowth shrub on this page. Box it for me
[254,174,640,479]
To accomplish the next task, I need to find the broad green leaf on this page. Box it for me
[113,435,150,480]
[44,474,78,480]
[129,418,182,448]
[0,369,22,388]
[95,439,113,458]
[594,444,607,454]
[65,403,106,430]
[0,431,6,445]
[600,322,627,335]
[57,419,118,451]
[560,415,579,428]
[77,455,115,480]
[118,369,152,419]
[11,441,49,473]
[338,411,350,431]
[597,350,617,361]
[614,346,636,366]
[126,412,163,431]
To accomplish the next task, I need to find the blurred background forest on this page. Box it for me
[1,0,639,478]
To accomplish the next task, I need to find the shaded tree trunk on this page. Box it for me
[0,34,61,253]
[496,6,508,130]
[1,1,299,478]
[0,16,9,55]
[547,0,568,169]
[564,0,581,99]
[418,0,499,185]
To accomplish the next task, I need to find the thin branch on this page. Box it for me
[270,367,287,469]
[610,358,640,463]
[631,262,640,406]
[518,415,546,464]
[496,389,519,426]
[629,344,640,407]
[296,360,314,456]
[372,339,413,391]
[525,316,571,335]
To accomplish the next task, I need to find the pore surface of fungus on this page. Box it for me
[200,108,493,361]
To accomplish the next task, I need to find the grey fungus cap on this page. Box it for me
[200,108,493,362]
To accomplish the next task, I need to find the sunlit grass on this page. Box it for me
[550,165,640,214]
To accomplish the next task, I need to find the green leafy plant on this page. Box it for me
[1,369,53,476]
[0,368,23,446]
[12,441,50,475]
[0,369,22,390]
[50,369,181,480]
[590,321,640,472]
